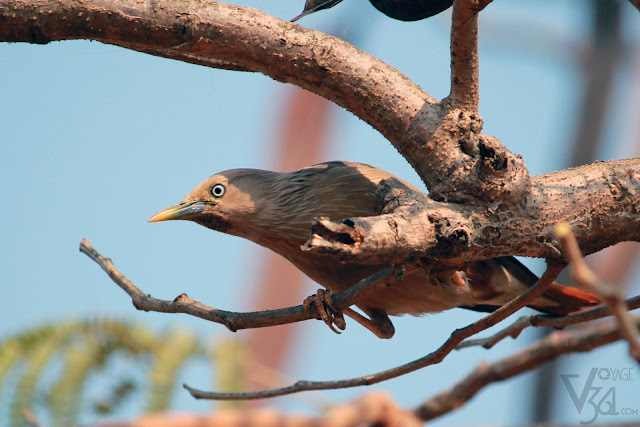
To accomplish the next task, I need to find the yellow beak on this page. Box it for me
[148,201,207,223]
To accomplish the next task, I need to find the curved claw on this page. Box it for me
[303,289,346,334]
[332,310,347,330]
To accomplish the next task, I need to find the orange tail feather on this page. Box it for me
[531,282,601,315]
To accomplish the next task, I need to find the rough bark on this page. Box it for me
[308,159,640,267]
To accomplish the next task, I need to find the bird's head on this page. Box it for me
[148,169,277,237]
[148,161,411,249]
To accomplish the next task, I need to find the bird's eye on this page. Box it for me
[211,184,226,198]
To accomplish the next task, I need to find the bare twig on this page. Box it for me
[184,263,562,400]
[556,223,640,362]
[415,315,640,421]
[458,295,640,350]
[79,238,412,333]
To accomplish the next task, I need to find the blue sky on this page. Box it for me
[2,0,640,425]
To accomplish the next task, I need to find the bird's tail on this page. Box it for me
[463,257,601,315]
[498,256,600,315]
[530,282,600,315]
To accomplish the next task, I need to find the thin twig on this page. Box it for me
[79,238,412,333]
[458,295,640,349]
[556,223,640,362]
[184,263,563,400]
[415,315,640,421]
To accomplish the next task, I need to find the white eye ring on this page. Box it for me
[211,184,226,198]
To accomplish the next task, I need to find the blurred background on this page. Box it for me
[1,0,640,425]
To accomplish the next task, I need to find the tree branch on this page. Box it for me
[183,263,562,400]
[0,0,529,202]
[446,0,482,112]
[0,0,440,179]
[457,295,640,350]
[415,315,640,421]
[305,159,640,267]
[78,238,413,332]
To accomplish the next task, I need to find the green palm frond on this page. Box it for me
[48,337,102,427]
[147,328,200,412]
[10,325,67,427]
[211,338,248,410]
[0,318,243,427]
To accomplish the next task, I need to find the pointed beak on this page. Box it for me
[148,201,208,223]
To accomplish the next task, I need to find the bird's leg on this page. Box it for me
[344,307,395,339]
[303,289,347,334]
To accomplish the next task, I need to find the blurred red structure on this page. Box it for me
[246,86,334,391]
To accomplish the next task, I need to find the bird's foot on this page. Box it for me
[303,289,347,334]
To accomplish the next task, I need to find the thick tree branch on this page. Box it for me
[415,315,640,421]
[1,0,530,203]
[183,264,562,400]
[306,159,640,267]
[78,238,412,332]
[0,0,438,176]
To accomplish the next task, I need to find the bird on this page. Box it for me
[148,161,600,338]
[290,0,453,22]
[368,0,454,21]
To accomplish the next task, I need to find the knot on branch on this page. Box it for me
[478,137,508,173]
[375,177,429,214]
[305,217,362,260]
[404,107,530,205]
[432,215,472,256]
[455,110,484,157]
[173,13,198,40]
[302,177,483,266]
[28,20,51,44]
[302,177,438,263]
